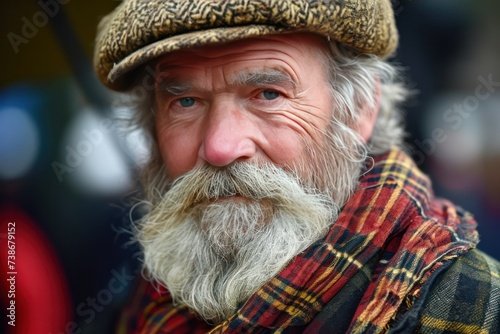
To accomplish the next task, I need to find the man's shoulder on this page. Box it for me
[416,249,500,333]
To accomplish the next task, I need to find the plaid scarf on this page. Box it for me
[118,148,479,333]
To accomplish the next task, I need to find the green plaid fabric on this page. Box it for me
[118,149,500,333]
[405,249,500,333]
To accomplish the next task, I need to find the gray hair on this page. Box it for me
[322,42,408,155]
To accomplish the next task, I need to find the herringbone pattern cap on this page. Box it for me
[94,0,398,91]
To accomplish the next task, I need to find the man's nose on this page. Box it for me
[198,100,257,167]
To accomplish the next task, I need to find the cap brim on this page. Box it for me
[107,25,289,91]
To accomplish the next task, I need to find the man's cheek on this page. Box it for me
[163,144,199,180]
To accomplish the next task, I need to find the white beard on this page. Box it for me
[136,162,339,324]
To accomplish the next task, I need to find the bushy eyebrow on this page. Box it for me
[156,79,192,96]
[230,69,297,89]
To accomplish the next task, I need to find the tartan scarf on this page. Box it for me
[119,148,478,334]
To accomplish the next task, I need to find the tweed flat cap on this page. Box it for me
[94,0,398,91]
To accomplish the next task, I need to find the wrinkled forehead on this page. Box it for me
[150,33,330,89]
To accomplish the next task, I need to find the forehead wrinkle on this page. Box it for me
[155,54,304,94]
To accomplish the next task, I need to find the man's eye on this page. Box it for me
[176,97,196,107]
[259,90,280,100]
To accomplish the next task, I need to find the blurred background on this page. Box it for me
[0,0,499,333]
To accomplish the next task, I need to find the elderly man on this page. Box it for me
[94,0,500,333]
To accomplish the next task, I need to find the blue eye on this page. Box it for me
[261,90,280,100]
[178,97,196,107]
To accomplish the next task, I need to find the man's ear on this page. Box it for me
[358,78,381,143]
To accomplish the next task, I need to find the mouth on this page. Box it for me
[213,195,249,203]
[193,194,275,209]
[189,194,247,208]
[189,195,276,228]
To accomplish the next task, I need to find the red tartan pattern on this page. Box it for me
[118,148,478,334]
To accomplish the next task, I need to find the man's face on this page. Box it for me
[153,33,333,180]
[138,33,370,323]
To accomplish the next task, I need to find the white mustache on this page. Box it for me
[164,162,327,211]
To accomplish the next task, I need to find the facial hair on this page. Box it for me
[136,162,339,324]
[136,95,368,322]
